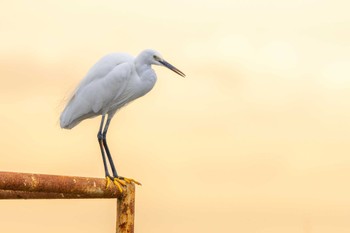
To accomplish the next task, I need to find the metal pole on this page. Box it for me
[0,171,122,198]
[0,189,99,199]
[0,171,135,233]
[117,183,135,233]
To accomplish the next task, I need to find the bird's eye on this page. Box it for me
[153,55,158,60]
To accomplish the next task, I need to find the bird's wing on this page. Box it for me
[60,54,134,129]
[74,53,133,96]
[88,62,133,113]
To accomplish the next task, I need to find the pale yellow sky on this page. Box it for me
[1,0,350,233]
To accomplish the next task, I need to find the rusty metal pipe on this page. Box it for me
[117,183,135,233]
[0,189,108,199]
[0,171,136,233]
[0,171,122,198]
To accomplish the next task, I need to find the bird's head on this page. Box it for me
[138,49,185,77]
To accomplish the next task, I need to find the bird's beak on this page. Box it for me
[159,60,186,77]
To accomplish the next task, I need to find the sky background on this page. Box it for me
[1,0,350,232]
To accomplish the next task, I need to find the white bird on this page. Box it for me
[60,49,185,191]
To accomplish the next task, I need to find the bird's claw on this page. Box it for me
[121,177,142,186]
[113,178,126,193]
[105,176,112,189]
[105,176,126,191]
[105,176,141,192]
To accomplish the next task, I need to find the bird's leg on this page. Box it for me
[101,116,127,191]
[98,115,112,188]
[102,116,118,177]
[102,115,141,189]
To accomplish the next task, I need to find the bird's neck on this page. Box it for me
[134,61,157,96]
[134,58,155,79]
[135,63,151,77]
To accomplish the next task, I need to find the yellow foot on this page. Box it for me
[113,177,127,193]
[105,176,112,189]
[122,177,142,186]
[106,176,141,192]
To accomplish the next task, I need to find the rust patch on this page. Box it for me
[119,222,127,230]
[129,199,135,215]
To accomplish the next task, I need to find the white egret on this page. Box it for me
[60,49,185,192]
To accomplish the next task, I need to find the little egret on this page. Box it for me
[60,49,185,192]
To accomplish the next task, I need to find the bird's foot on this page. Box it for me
[120,176,142,186]
[112,177,127,193]
[105,176,113,189]
[105,176,141,192]
[105,176,125,190]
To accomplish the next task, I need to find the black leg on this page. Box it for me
[97,115,111,178]
[97,114,140,191]
[102,115,119,178]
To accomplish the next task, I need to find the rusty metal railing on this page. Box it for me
[0,171,135,233]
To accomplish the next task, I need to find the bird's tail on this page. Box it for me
[60,100,97,129]
[60,106,74,129]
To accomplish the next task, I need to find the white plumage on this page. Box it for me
[62,51,149,128]
[59,49,185,190]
